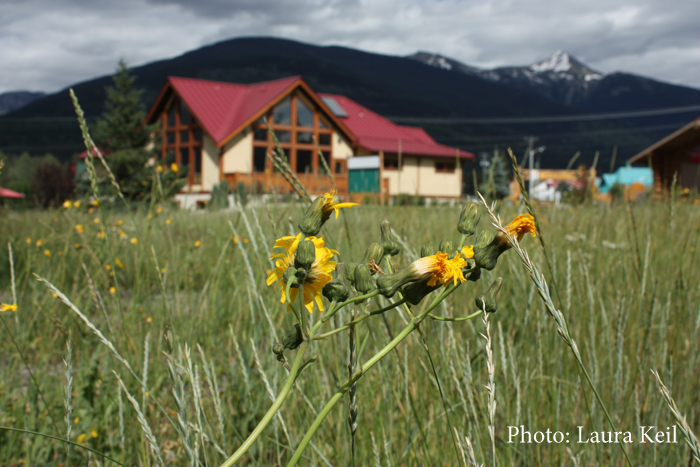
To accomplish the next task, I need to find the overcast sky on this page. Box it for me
[1,0,699,94]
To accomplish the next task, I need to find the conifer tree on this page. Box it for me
[92,60,177,201]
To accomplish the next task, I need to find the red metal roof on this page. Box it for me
[155,76,472,159]
[168,76,300,144]
[0,186,25,198]
[320,94,474,159]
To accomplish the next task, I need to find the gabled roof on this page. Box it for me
[320,94,474,159]
[146,76,355,147]
[628,118,700,164]
[146,76,472,159]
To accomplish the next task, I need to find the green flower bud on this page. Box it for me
[298,196,326,236]
[475,277,503,313]
[354,264,375,294]
[362,243,384,270]
[457,203,480,236]
[322,263,351,303]
[281,323,304,350]
[272,343,286,363]
[467,267,481,282]
[379,220,401,257]
[294,239,316,271]
[420,244,435,257]
[345,262,359,283]
[438,239,454,255]
[473,229,504,271]
[403,279,439,305]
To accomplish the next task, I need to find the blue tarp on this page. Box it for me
[598,166,653,193]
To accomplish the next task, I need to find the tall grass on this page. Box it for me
[2,196,700,465]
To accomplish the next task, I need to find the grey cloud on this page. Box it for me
[0,0,699,93]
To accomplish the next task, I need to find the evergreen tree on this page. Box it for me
[92,60,169,201]
[480,150,512,201]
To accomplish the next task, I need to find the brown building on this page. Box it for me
[628,118,700,194]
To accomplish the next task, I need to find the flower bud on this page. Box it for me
[475,277,502,313]
[298,196,327,236]
[403,280,439,305]
[281,323,304,350]
[354,264,375,294]
[362,243,384,269]
[322,263,351,303]
[467,267,481,282]
[473,229,502,271]
[457,202,480,236]
[345,262,359,283]
[420,244,435,257]
[379,220,400,257]
[294,240,316,271]
[438,239,454,255]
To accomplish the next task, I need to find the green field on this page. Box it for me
[1,198,699,466]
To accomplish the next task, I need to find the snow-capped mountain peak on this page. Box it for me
[530,50,572,73]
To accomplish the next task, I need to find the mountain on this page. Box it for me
[0,91,45,115]
[0,37,680,170]
[408,50,700,115]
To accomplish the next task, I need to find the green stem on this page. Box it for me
[285,284,457,466]
[314,298,408,340]
[429,310,483,322]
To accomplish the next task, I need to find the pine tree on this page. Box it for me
[480,150,512,201]
[92,60,164,201]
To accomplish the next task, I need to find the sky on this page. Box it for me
[1,0,699,94]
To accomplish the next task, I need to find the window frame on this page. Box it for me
[161,97,204,186]
[251,91,333,174]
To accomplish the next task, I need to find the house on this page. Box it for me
[628,118,700,195]
[145,76,473,207]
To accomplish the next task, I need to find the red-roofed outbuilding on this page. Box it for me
[146,76,473,203]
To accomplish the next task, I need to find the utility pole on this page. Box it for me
[527,136,535,196]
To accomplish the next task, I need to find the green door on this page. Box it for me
[349,168,379,193]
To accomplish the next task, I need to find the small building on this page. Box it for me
[597,165,653,194]
[628,118,700,195]
[145,76,473,206]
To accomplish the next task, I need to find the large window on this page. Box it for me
[252,92,334,174]
[162,98,203,185]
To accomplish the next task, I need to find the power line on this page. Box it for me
[389,104,700,125]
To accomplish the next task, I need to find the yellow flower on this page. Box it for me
[130,237,138,245]
[117,229,126,238]
[75,244,82,249]
[97,231,106,239]
[161,268,166,274]
[74,200,81,208]
[75,224,84,234]
[194,240,201,248]
[503,214,537,242]
[74,417,79,424]
[166,218,172,225]
[156,165,164,173]
[243,239,249,244]
[90,199,99,207]
[322,189,358,220]
[115,259,124,269]
[88,207,94,214]
[91,429,98,438]
[77,433,87,444]
[232,236,238,244]
[93,218,100,224]
[156,206,163,214]
[44,250,52,257]
[171,163,179,173]
[414,252,467,287]
[63,200,73,209]
[1,303,17,313]
[116,219,124,226]
[26,237,32,244]
[146,316,153,323]
[36,239,43,247]
[266,233,337,313]
[109,287,116,294]
[461,245,475,259]
[105,264,112,271]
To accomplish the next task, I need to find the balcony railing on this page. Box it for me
[224,172,348,196]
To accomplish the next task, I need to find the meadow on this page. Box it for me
[1,195,699,466]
